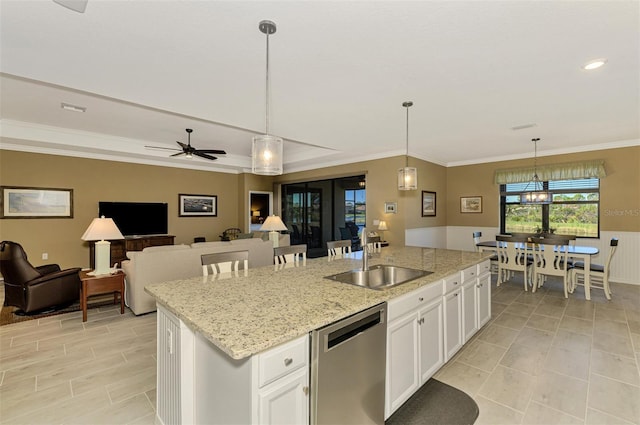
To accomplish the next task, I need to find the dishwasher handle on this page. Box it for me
[325,306,385,351]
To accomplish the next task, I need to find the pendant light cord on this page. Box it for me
[265,31,270,135]
[405,105,409,167]
[532,137,540,180]
[403,101,413,168]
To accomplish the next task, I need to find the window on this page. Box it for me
[344,189,366,228]
[501,178,599,237]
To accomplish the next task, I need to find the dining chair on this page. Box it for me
[274,244,307,265]
[473,231,498,273]
[495,235,533,290]
[201,250,249,276]
[530,237,571,297]
[327,240,352,257]
[472,231,483,250]
[569,238,618,300]
[367,235,382,253]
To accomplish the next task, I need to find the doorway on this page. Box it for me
[248,191,273,232]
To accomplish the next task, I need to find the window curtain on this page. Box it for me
[494,160,606,184]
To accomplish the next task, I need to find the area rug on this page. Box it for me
[0,296,117,326]
[386,378,479,425]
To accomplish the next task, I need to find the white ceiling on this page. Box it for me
[1,0,638,174]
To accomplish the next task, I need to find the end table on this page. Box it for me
[79,270,125,322]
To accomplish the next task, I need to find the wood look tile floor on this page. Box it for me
[1,276,639,425]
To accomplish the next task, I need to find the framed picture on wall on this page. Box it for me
[179,194,217,217]
[421,191,436,217]
[0,186,73,218]
[384,202,397,214]
[460,196,483,213]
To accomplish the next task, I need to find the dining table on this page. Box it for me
[476,240,600,300]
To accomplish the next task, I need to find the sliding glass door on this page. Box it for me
[282,175,365,258]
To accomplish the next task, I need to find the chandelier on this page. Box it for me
[252,20,283,175]
[520,138,552,204]
[398,101,417,190]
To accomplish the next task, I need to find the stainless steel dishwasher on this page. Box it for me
[310,302,387,425]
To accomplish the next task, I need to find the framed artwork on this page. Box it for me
[179,194,217,217]
[384,202,397,214]
[461,196,483,213]
[421,191,436,217]
[1,186,73,218]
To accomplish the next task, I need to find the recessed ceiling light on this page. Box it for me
[583,58,607,70]
[61,102,86,113]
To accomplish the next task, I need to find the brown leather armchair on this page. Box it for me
[0,241,81,314]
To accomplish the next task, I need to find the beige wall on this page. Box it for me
[0,151,243,269]
[446,146,640,232]
[2,145,636,270]
[276,155,448,246]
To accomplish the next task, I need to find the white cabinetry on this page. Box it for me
[156,306,309,425]
[443,273,463,361]
[385,283,443,419]
[477,261,492,327]
[462,265,479,343]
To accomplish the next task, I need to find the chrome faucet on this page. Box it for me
[361,227,369,271]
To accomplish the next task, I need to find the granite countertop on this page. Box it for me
[145,246,491,360]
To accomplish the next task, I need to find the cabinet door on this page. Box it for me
[443,288,463,361]
[462,280,478,343]
[418,299,444,384]
[477,273,492,327]
[257,367,308,425]
[385,311,420,419]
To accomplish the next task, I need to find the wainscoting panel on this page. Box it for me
[405,226,448,248]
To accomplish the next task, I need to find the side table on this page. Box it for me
[79,270,125,322]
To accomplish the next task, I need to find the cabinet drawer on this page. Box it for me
[478,260,491,276]
[442,273,462,294]
[461,265,477,283]
[388,283,441,322]
[258,334,308,388]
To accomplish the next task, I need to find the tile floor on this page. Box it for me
[1,276,639,424]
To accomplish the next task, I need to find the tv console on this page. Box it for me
[89,235,175,268]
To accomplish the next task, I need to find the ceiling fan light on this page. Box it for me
[252,134,283,175]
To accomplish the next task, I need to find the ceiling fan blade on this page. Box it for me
[193,152,218,161]
[196,149,226,155]
[145,145,181,152]
[170,151,185,157]
[176,141,189,150]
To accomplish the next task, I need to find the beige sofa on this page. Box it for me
[121,236,289,315]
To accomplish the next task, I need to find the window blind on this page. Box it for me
[494,160,606,184]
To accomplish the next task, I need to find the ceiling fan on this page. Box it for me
[145,129,226,161]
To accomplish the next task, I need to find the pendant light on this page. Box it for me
[252,20,283,175]
[398,101,417,190]
[520,138,552,204]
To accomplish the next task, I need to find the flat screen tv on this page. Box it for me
[98,201,168,237]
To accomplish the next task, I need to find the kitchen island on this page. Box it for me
[146,246,492,424]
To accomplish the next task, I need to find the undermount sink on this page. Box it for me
[325,264,432,290]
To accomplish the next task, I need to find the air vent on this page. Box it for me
[511,123,537,131]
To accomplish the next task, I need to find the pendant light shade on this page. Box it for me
[252,20,283,176]
[520,138,552,204]
[398,101,417,190]
[252,134,283,175]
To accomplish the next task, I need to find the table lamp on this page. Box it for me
[260,215,288,247]
[81,216,124,275]
[378,220,388,241]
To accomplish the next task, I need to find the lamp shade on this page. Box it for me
[378,221,388,231]
[252,134,283,175]
[253,210,261,217]
[398,166,418,191]
[260,215,288,231]
[81,216,124,241]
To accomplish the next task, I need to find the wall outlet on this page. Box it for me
[42,253,48,260]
